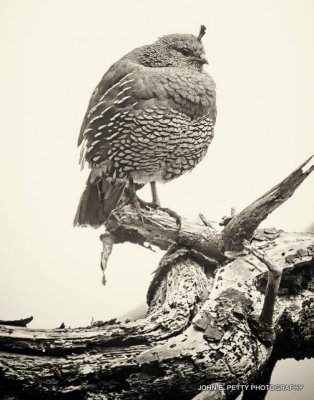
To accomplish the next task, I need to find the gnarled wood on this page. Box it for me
[0,231,313,400]
[0,157,313,400]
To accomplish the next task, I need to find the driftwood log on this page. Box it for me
[0,157,313,400]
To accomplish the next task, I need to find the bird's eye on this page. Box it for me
[179,48,190,56]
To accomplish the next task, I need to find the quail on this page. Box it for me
[74,25,217,227]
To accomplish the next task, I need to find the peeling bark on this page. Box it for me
[0,158,313,400]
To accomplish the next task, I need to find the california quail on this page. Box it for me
[74,25,216,227]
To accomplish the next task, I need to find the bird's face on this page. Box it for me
[137,33,208,71]
[158,34,208,70]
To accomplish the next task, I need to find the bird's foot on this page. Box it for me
[158,206,182,230]
[131,195,146,226]
[136,197,159,210]
[137,199,181,230]
[127,178,149,227]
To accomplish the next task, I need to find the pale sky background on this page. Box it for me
[0,1,313,398]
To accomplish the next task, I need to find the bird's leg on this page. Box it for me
[134,181,160,208]
[149,181,181,230]
[128,177,145,226]
[128,181,181,230]
[150,181,160,207]
[244,243,283,346]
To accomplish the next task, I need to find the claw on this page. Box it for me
[157,206,182,230]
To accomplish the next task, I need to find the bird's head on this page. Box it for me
[137,25,208,71]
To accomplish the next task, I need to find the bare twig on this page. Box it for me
[199,213,215,229]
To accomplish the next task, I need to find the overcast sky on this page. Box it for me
[0,2,313,396]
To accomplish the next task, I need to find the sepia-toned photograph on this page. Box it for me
[0,1,313,399]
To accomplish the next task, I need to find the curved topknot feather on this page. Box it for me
[198,25,206,41]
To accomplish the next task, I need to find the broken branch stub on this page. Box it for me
[221,155,314,252]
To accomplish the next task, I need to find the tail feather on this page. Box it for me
[74,174,126,227]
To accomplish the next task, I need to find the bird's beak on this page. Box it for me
[197,54,208,64]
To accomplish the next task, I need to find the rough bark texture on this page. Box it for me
[0,158,313,400]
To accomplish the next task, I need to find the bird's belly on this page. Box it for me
[131,130,213,184]
[107,114,214,183]
[132,169,165,184]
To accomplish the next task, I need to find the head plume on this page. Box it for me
[198,25,206,41]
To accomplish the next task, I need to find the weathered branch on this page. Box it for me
[0,157,313,400]
[221,155,314,251]
[106,205,225,262]
[0,251,213,356]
